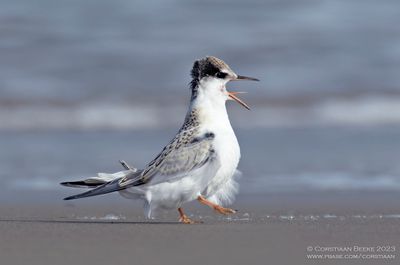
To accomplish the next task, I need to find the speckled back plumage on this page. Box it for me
[118,108,215,186]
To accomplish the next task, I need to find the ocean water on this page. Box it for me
[1,0,400,130]
[2,126,400,198]
[1,0,400,198]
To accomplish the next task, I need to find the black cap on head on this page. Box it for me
[191,56,232,80]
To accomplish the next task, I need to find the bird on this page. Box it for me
[61,56,259,224]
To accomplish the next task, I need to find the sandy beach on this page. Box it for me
[1,192,399,265]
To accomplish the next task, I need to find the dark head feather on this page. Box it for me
[189,56,232,98]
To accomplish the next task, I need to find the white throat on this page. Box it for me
[190,77,231,129]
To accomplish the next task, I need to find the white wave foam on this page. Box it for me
[3,96,400,130]
[317,96,400,125]
[0,103,185,130]
[243,172,400,193]
[262,214,400,222]
[77,214,126,220]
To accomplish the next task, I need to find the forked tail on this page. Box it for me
[63,178,125,200]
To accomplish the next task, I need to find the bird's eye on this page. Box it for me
[215,72,227,79]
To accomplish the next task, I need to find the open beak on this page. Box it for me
[228,74,259,110]
[228,92,250,110]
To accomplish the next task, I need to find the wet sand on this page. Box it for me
[1,192,400,265]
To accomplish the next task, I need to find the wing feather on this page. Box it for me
[119,130,216,187]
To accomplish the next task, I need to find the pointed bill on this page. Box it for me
[228,73,258,110]
[234,75,260,81]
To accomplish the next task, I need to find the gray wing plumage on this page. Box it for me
[119,129,216,187]
[63,128,216,200]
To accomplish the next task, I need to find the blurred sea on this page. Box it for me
[1,0,400,197]
[2,127,400,201]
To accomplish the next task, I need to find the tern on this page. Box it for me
[61,56,259,224]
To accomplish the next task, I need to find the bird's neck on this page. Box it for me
[188,86,230,129]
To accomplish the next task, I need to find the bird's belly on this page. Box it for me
[144,162,218,210]
[203,128,240,196]
[146,178,199,209]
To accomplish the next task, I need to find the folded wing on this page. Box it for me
[62,131,218,200]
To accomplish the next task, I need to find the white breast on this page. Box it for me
[204,124,240,198]
[196,100,241,200]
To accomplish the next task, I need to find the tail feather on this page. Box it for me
[60,171,130,189]
[63,178,123,200]
[60,180,105,188]
[61,169,142,200]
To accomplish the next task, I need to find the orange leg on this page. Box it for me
[178,207,199,224]
[197,195,237,215]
